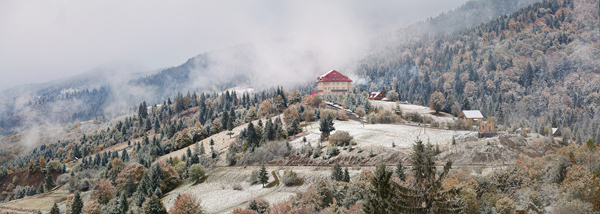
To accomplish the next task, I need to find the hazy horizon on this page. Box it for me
[0,0,469,90]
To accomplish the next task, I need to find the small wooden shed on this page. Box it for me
[552,128,562,137]
[458,110,484,123]
[368,92,386,100]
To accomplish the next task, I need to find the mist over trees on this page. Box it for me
[0,0,598,213]
[353,0,600,143]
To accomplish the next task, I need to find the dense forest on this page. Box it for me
[354,0,599,144]
[0,0,546,137]
[0,0,598,213]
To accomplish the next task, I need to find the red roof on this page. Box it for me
[369,92,383,98]
[316,70,353,82]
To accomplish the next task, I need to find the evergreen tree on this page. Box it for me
[331,163,344,181]
[121,149,129,162]
[71,191,83,214]
[211,146,217,159]
[50,203,60,214]
[404,140,462,213]
[227,117,234,138]
[259,165,269,187]
[249,199,259,212]
[343,167,350,182]
[319,115,335,141]
[200,142,206,155]
[143,194,167,214]
[145,118,152,131]
[396,160,406,181]
[363,163,399,214]
[154,117,161,134]
[149,165,162,193]
[124,178,136,197]
[118,193,129,214]
[287,119,302,136]
[45,174,55,192]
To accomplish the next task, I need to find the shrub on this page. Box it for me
[233,183,243,191]
[269,202,293,214]
[230,208,259,214]
[142,194,167,214]
[174,162,187,178]
[493,196,515,214]
[312,145,322,158]
[337,110,348,121]
[387,91,399,101]
[367,110,399,124]
[248,198,270,214]
[405,112,423,123]
[79,180,90,191]
[170,193,204,214]
[56,174,71,185]
[91,179,115,204]
[159,162,180,192]
[327,146,339,157]
[115,163,147,188]
[83,200,101,214]
[188,164,206,181]
[248,169,260,185]
[329,131,353,146]
[355,107,366,118]
[172,129,193,150]
[239,141,292,165]
[320,109,336,120]
[46,161,62,173]
[281,170,302,186]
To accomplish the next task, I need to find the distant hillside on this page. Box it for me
[396,0,540,40]
[0,0,549,136]
[352,0,600,143]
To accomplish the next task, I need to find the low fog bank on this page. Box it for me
[0,0,475,146]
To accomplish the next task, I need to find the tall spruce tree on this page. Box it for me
[143,194,167,214]
[71,192,83,214]
[259,165,269,187]
[319,115,335,141]
[343,167,350,182]
[395,160,406,181]
[200,142,206,155]
[363,163,399,214]
[331,163,344,181]
[44,174,55,192]
[50,203,60,214]
[118,193,129,214]
[401,140,462,213]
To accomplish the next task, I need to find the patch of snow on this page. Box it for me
[291,120,472,151]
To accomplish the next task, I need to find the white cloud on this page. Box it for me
[0,0,468,90]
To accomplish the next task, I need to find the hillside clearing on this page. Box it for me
[291,120,472,152]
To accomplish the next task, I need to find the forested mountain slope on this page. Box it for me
[387,0,540,43]
[353,0,599,143]
[0,0,545,137]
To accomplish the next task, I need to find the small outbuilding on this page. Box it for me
[552,128,561,137]
[479,122,497,138]
[458,110,484,123]
[368,92,386,100]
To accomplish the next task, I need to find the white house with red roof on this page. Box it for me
[315,70,353,97]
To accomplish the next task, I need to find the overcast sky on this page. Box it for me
[0,0,469,90]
